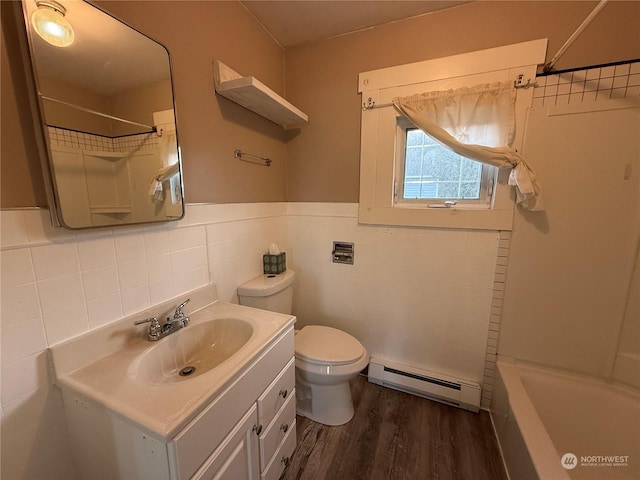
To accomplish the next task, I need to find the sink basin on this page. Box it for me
[49,286,296,440]
[131,318,253,384]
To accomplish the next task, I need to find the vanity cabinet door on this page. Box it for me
[192,404,260,480]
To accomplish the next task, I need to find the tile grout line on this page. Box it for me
[480,230,511,409]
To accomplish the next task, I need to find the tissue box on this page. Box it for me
[263,252,286,274]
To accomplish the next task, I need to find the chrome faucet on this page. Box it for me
[174,298,190,322]
[134,298,191,341]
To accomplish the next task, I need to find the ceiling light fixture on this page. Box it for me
[31,0,74,47]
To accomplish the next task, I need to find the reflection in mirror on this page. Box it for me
[21,0,184,228]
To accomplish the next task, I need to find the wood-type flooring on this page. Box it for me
[281,375,507,480]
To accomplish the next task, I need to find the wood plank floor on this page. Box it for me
[282,375,507,480]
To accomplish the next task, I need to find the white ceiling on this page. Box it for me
[241,0,471,48]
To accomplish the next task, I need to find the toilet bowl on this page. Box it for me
[295,325,369,425]
[237,270,369,426]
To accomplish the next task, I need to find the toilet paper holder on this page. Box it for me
[332,241,354,265]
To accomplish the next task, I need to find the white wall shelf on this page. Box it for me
[213,60,308,129]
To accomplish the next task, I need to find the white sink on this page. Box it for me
[48,284,296,439]
[131,318,253,384]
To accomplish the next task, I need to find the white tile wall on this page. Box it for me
[480,230,511,409]
[1,201,502,477]
[0,203,288,479]
[286,203,500,385]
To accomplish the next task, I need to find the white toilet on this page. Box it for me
[238,270,369,426]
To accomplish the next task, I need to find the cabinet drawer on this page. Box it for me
[261,419,296,480]
[259,392,295,468]
[258,357,295,427]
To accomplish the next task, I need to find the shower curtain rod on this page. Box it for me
[543,0,609,73]
[40,95,158,133]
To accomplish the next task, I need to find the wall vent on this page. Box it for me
[368,357,481,412]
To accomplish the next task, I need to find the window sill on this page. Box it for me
[358,204,514,231]
[395,202,491,210]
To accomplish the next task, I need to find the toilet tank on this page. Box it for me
[237,270,295,314]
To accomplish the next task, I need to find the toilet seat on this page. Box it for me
[295,326,365,365]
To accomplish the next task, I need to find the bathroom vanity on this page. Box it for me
[49,285,296,480]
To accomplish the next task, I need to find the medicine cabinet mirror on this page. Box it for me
[20,0,184,228]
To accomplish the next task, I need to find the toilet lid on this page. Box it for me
[295,326,365,365]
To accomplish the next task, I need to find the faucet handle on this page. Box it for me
[174,298,191,318]
[134,317,162,340]
[134,316,162,333]
[134,316,159,326]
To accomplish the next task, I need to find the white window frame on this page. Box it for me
[358,39,547,231]
[393,119,497,209]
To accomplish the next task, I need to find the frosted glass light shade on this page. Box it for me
[31,1,74,47]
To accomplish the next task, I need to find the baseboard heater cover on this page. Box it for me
[368,357,481,412]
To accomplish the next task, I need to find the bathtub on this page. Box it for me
[491,360,640,480]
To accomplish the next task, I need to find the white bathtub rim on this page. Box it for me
[497,357,640,480]
[500,356,640,399]
[497,360,571,480]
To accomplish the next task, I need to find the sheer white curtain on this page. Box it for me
[393,81,543,211]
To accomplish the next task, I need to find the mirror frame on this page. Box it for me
[16,0,185,229]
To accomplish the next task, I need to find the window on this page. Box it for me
[394,121,496,208]
[357,39,546,230]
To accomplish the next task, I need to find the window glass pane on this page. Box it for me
[460,181,481,198]
[402,128,483,200]
[460,158,482,181]
[406,129,423,146]
[438,182,459,198]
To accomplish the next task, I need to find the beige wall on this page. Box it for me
[39,75,114,136]
[109,79,173,136]
[1,1,48,208]
[2,1,640,208]
[284,0,640,202]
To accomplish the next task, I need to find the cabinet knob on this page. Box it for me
[281,456,291,467]
[253,424,263,436]
[280,423,289,433]
[279,389,288,399]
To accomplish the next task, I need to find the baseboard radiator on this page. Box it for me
[368,357,481,412]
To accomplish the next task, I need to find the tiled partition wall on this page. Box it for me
[47,126,159,153]
[1,202,502,478]
[482,231,511,409]
[532,61,640,107]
